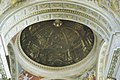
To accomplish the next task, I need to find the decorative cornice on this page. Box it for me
[1,0,120,31]
[0,1,115,46]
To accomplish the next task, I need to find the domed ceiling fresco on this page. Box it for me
[20,20,94,67]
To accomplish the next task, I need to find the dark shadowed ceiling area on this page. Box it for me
[20,20,94,67]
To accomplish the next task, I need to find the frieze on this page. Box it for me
[4,8,109,36]
[14,9,26,21]
[0,2,112,37]
[108,48,120,77]
[88,21,97,29]
[39,3,50,9]
[77,16,86,23]
[26,16,40,25]
[51,13,63,18]
[40,14,51,20]
[50,3,63,8]
[77,5,87,12]
[97,27,105,37]
[63,3,77,10]
[63,14,75,20]
[5,11,108,45]
[4,11,107,45]
[0,0,118,37]
[26,5,38,14]
[90,10,99,18]
[100,17,108,25]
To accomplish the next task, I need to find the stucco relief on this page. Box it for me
[108,50,119,77]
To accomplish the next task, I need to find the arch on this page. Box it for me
[97,42,108,80]
[0,0,117,45]
[0,0,118,79]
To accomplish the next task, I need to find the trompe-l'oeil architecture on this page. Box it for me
[0,0,120,80]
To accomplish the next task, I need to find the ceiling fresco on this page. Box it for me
[20,20,94,67]
[18,64,44,80]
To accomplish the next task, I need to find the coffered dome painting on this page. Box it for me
[20,20,94,67]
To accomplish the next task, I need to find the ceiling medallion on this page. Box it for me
[20,20,94,67]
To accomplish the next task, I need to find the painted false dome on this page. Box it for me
[20,20,94,67]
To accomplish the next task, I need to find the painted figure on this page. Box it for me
[23,73,33,80]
